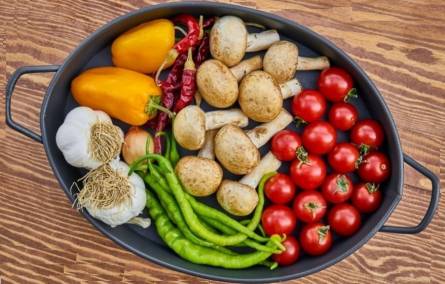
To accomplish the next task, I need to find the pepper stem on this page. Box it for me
[198,15,204,40]
[155,49,179,86]
[174,26,188,37]
[146,97,176,119]
[184,47,195,71]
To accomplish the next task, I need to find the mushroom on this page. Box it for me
[210,16,279,67]
[217,152,281,216]
[214,109,293,175]
[173,105,249,150]
[263,40,330,83]
[175,131,223,197]
[238,70,302,122]
[197,56,262,108]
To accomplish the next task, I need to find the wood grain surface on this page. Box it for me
[1,0,444,283]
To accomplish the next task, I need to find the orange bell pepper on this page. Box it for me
[111,19,175,74]
[71,67,162,126]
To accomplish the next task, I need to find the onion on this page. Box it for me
[122,127,154,164]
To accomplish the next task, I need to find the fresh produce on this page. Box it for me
[272,236,300,266]
[300,223,332,256]
[271,130,302,161]
[56,107,123,169]
[291,90,327,124]
[262,204,297,236]
[328,203,361,236]
[352,183,382,213]
[239,71,301,122]
[328,102,358,131]
[350,119,384,149]
[111,19,175,73]
[264,173,296,204]
[196,57,262,108]
[174,48,198,112]
[328,143,360,174]
[210,16,279,66]
[122,127,154,165]
[77,160,149,228]
[318,67,357,102]
[358,152,390,183]
[71,67,162,126]
[218,152,281,216]
[290,150,327,191]
[263,40,330,83]
[173,106,248,150]
[146,190,281,269]
[321,174,353,204]
[302,121,337,155]
[293,191,327,223]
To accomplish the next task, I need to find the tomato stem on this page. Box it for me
[335,175,349,193]
[344,88,358,101]
[296,146,309,168]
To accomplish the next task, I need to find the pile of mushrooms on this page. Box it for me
[170,15,331,216]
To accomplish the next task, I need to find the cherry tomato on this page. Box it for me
[293,191,327,223]
[302,121,337,155]
[328,143,360,173]
[328,203,361,236]
[352,183,382,213]
[265,173,296,204]
[262,204,297,236]
[350,119,384,149]
[300,223,333,256]
[290,150,327,190]
[328,102,358,131]
[272,236,300,266]
[358,152,390,183]
[318,67,356,102]
[271,130,302,161]
[291,90,327,123]
[321,174,353,204]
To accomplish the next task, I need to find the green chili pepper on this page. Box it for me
[168,131,180,167]
[145,174,233,254]
[146,190,281,269]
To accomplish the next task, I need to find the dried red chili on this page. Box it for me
[194,34,210,66]
[174,48,197,113]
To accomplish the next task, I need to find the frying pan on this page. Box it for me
[5,2,440,283]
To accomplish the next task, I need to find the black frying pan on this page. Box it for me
[5,2,440,283]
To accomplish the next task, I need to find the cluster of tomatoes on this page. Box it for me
[261,67,391,266]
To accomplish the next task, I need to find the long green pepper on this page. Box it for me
[146,190,280,269]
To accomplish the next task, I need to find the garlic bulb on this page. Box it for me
[77,160,149,228]
[56,106,124,170]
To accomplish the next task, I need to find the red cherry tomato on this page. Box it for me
[321,174,353,204]
[328,203,361,236]
[352,183,382,213]
[290,150,327,190]
[318,67,355,102]
[272,236,300,266]
[265,173,296,204]
[300,223,333,256]
[358,152,390,183]
[291,90,327,123]
[293,191,327,223]
[302,121,337,155]
[262,204,297,236]
[328,102,358,131]
[350,119,384,149]
[271,130,302,161]
[328,143,360,173]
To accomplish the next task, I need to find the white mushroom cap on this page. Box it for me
[217,180,259,216]
[263,41,299,84]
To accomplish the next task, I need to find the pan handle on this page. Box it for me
[5,65,60,143]
[380,154,440,234]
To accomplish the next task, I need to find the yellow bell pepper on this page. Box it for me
[71,67,162,126]
[111,19,175,74]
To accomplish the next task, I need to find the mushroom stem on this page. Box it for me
[280,79,302,99]
[205,109,249,130]
[239,152,281,188]
[198,130,217,160]
[246,30,280,52]
[246,109,293,148]
[194,91,202,107]
[297,56,330,70]
[229,56,263,82]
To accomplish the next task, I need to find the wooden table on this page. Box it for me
[1,1,444,283]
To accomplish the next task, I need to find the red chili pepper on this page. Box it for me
[174,48,197,113]
[194,34,210,66]
[203,16,216,29]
